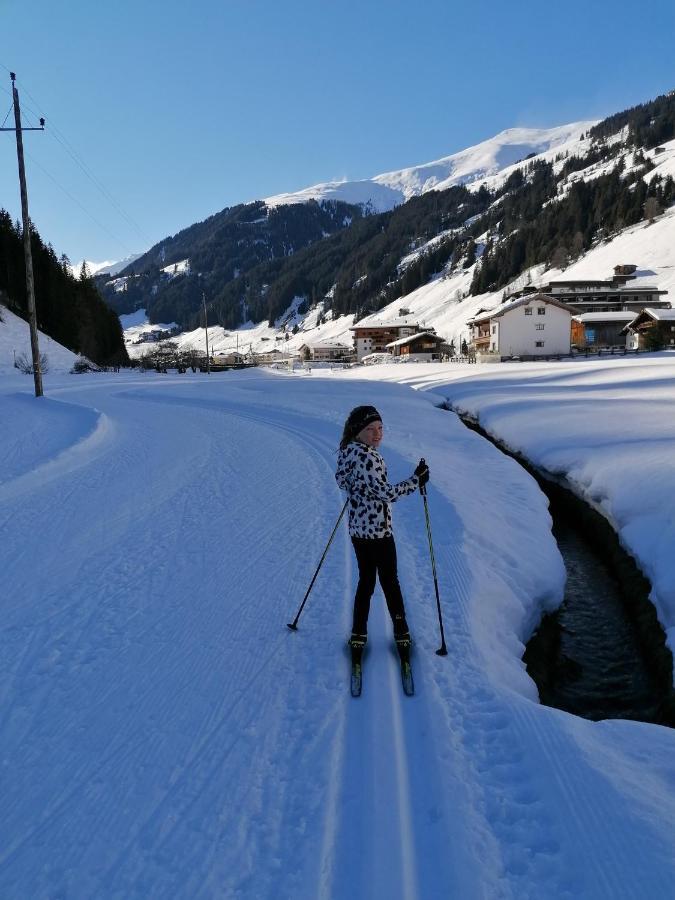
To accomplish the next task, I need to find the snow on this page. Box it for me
[0,304,80,375]
[120,310,179,355]
[160,258,190,277]
[74,253,145,278]
[265,123,595,213]
[334,353,675,668]
[1,361,674,897]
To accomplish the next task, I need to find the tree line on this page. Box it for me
[0,211,128,366]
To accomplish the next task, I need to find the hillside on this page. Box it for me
[116,89,675,360]
[104,123,592,333]
[124,152,675,364]
[0,303,81,375]
[0,211,129,367]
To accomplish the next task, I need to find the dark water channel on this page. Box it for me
[453,408,675,727]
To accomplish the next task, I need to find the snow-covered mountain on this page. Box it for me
[265,123,595,212]
[75,253,144,278]
[123,134,675,364]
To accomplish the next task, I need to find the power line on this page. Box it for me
[24,149,136,256]
[0,64,153,250]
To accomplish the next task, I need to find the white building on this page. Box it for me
[298,341,353,362]
[471,293,574,361]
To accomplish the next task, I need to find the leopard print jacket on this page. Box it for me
[335,441,419,539]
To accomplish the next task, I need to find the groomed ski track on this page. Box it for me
[1,371,674,899]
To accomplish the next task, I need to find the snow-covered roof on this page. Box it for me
[617,277,663,292]
[572,311,637,323]
[351,314,419,330]
[301,340,352,350]
[630,307,675,323]
[385,331,442,348]
[470,293,574,324]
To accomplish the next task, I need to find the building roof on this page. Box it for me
[350,314,419,330]
[625,308,675,329]
[300,340,352,350]
[385,331,442,349]
[572,311,637,323]
[470,293,575,325]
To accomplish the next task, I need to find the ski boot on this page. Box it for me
[348,633,367,697]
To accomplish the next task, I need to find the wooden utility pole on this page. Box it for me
[1,73,45,397]
[202,292,211,374]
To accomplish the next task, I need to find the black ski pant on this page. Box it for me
[351,535,409,637]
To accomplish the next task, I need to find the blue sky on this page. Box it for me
[1,0,674,264]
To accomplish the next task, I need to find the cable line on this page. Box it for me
[0,64,153,249]
[24,149,136,256]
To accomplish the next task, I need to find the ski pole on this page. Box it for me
[287,498,349,631]
[419,461,448,656]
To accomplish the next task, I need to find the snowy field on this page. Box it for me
[2,363,675,898]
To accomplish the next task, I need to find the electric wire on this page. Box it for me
[24,149,136,256]
[11,73,153,246]
[0,64,153,252]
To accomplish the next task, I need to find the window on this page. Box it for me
[492,325,497,334]
[524,308,533,316]
[535,341,545,347]
[535,324,545,331]
[537,307,546,315]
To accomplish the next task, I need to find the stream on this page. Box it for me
[453,407,675,726]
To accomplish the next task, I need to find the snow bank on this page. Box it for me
[336,354,675,668]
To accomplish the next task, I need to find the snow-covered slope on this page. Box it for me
[74,253,145,278]
[266,122,595,212]
[0,304,80,375]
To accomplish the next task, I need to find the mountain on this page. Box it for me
[101,124,592,332]
[265,123,595,211]
[77,253,145,278]
[114,90,675,362]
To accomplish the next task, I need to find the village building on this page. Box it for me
[385,331,446,361]
[470,293,574,361]
[622,308,675,350]
[508,264,669,313]
[211,351,246,368]
[571,311,637,349]
[350,314,421,361]
[254,348,298,365]
[297,340,353,362]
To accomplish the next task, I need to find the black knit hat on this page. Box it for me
[340,405,382,448]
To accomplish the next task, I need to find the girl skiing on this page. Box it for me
[335,405,429,657]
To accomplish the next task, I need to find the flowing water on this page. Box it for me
[453,408,674,726]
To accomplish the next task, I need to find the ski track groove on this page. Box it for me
[95,386,358,897]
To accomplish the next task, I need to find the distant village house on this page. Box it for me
[385,331,445,361]
[298,341,353,362]
[350,315,421,361]
[571,312,636,349]
[622,308,675,350]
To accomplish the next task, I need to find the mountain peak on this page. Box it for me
[265,121,598,213]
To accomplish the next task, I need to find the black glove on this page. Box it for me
[414,459,430,487]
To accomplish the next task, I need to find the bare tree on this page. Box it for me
[551,245,570,271]
[644,197,662,224]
